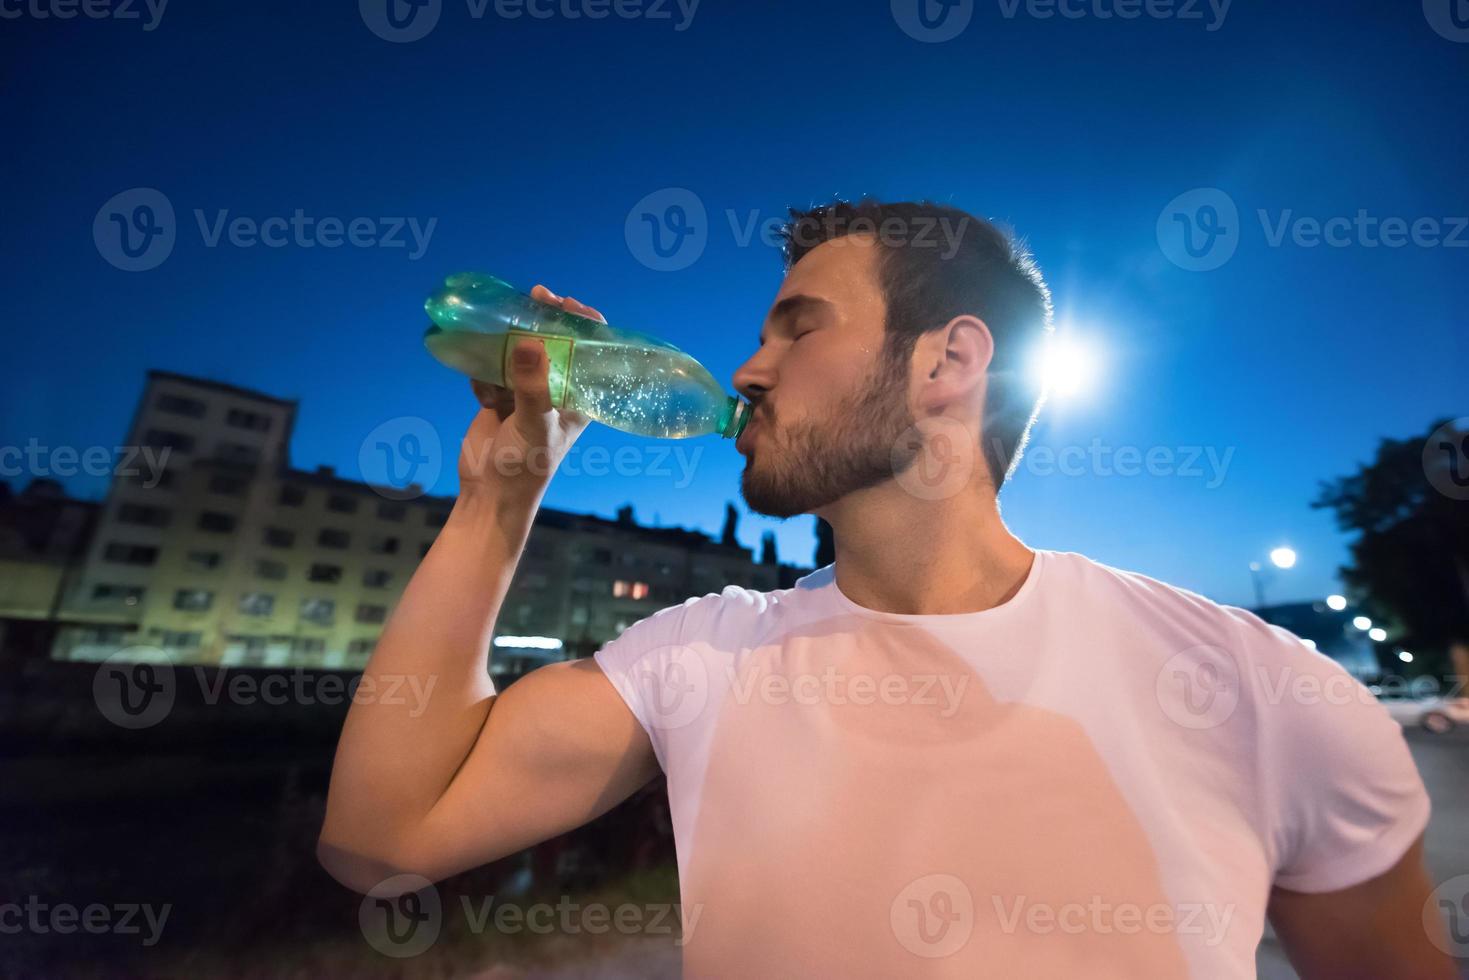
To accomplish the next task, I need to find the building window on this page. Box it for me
[347,638,377,656]
[198,511,237,533]
[308,563,342,584]
[208,474,248,496]
[367,535,399,555]
[155,393,206,419]
[117,503,171,527]
[300,598,335,626]
[420,541,433,558]
[157,630,203,648]
[102,542,158,566]
[128,467,175,490]
[144,429,195,453]
[593,547,612,565]
[613,579,629,597]
[573,577,596,594]
[570,606,588,625]
[279,484,306,507]
[226,408,272,432]
[631,581,649,600]
[255,559,287,580]
[425,510,449,528]
[355,603,387,625]
[186,550,222,571]
[363,569,392,588]
[292,637,326,654]
[377,501,406,522]
[326,493,358,514]
[91,583,144,604]
[317,528,350,550]
[239,592,275,617]
[173,589,213,612]
[262,527,295,548]
[217,443,260,465]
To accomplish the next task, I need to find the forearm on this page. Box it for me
[320,485,540,864]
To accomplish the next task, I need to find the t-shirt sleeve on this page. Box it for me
[1243,613,1432,893]
[591,595,712,772]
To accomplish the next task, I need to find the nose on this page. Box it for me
[733,348,775,404]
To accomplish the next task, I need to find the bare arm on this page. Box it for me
[317,287,660,894]
[1267,834,1458,979]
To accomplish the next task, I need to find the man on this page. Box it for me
[319,199,1456,978]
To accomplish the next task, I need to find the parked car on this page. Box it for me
[1373,691,1469,734]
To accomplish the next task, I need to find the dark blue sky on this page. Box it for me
[3,0,1464,607]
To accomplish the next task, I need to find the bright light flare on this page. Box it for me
[1368,627,1387,642]
[1398,650,1414,663]
[1326,594,1347,611]
[1269,547,1297,569]
[1353,616,1372,631]
[1034,331,1102,400]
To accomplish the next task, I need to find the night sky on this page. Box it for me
[2,0,1464,607]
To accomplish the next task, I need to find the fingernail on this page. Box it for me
[514,344,538,366]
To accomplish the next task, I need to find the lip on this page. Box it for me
[737,417,761,453]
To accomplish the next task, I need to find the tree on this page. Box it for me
[720,502,739,546]
[1312,418,1469,682]
[760,531,778,566]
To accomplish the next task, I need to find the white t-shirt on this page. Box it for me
[594,549,1430,978]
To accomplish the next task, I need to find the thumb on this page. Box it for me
[509,337,555,425]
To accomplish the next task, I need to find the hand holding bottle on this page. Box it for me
[457,284,602,502]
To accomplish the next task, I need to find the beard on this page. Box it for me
[740,352,921,518]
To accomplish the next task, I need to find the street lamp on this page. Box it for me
[1250,546,1299,608]
[1326,594,1348,611]
[1353,615,1372,631]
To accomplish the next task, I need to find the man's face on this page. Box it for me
[732,234,922,518]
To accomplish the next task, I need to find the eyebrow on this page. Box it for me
[759,294,835,344]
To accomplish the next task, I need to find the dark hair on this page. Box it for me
[778,198,1054,488]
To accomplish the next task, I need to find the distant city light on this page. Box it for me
[1352,616,1372,631]
[1325,594,1347,611]
[493,635,563,650]
[1269,547,1297,570]
[1368,627,1387,642]
[1398,651,1414,663]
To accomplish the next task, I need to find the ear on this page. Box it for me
[915,315,993,411]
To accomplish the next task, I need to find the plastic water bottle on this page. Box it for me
[423,272,750,441]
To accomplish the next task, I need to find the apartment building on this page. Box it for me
[47,370,799,670]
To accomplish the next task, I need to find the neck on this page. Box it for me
[819,482,1034,616]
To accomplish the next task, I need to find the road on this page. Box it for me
[1257,727,1469,978]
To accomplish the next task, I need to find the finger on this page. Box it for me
[561,296,607,324]
[530,284,562,304]
[508,336,554,423]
